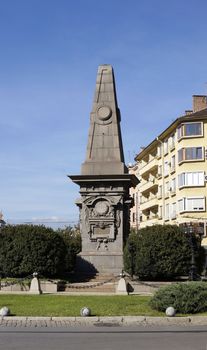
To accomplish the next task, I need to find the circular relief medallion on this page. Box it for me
[95,201,109,215]
[97,106,112,121]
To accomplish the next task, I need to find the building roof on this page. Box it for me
[135,107,207,161]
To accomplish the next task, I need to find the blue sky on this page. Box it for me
[1,0,207,224]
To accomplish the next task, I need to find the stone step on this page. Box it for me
[71,273,116,283]
[64,281,116,293]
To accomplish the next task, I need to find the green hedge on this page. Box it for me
[124,225,204,280]
[57,226,81,273]
[0,224,81,278]
[150,282,207,314]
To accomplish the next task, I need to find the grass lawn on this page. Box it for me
[0,294,164,317]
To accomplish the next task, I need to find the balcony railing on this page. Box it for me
[139,158,158,176]
[141,196,158,211]
[140,178,158,194]
[142,216,159,225]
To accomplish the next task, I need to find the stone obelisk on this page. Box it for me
[69,65,138,275]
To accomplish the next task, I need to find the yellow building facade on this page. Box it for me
[131,95,207,237]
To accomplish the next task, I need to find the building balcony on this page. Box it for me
[141,196,158,211]
[139,158,158,176]
[142,216,159,226]
[140,178,158,194]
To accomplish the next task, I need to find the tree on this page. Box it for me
[124,225,204,280]
[57,226,81,273]
[0,225,67,278]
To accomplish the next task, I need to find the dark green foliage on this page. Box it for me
[0,225,67,278]
[57,226,81,273]
[123,230,137,276]
[124,225,203,280]
[150,282,207,314]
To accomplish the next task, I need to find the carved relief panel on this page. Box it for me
[83,195,122,245]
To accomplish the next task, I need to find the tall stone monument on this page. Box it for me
[69,65,138,275]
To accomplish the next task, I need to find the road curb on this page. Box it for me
[1,316,207,327]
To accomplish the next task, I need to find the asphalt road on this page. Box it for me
[0,326,207,350]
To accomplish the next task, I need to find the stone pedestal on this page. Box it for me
[116,277,128,295]
[76,252,123,275]
[71,175,136,275]
[29,277,42,295]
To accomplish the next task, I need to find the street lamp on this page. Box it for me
[128,241,136,279]
[183,223,198,281]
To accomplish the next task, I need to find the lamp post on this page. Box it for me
[128,241,135,279]
[183,223,197,281]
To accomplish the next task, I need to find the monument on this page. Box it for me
[69,65,138,275]
[0,212,6,229]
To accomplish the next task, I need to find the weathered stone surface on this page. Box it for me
[69,65,138,275]
[29,277,42,294]
[81,64,127,176]
[40,281,57,293]
[116,277,128,295]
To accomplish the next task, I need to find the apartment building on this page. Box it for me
[131,95,207,236]
[0,211,6,228]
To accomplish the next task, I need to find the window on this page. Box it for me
[187,198,205,211]
[158,165,162,177]
[158,185,162,198]
[177,122,202,140]
[157,145,162,158]
[170,134,175,150]
[178,147,203,162]
[186,147,202,160]
[158,205,163,219]
[177,125,183,139]
[132,212,135,222]
[171,155,175,171]
[178,197,205,212]
[170,202,176,219]
[178,149,183,163]
[178,199,184,212]
[170,178,176,193]
[178,173,184,187]
[178,172,204,187]
[164,161,168,176]
[165,181,170,197]
[165,203,169,220]
[164,139,168,154]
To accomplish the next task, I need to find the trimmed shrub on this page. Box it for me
[57,226,81,273]
[150,282,207,314]
[123,230,137,276]
[0,225,67,278]
[124,225,204,280]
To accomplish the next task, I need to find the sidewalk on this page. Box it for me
[1,315,207,327]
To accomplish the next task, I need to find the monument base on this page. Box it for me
[76,252,123,276]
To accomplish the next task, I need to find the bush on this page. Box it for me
[57,226,81,273]
[124,225,204,280]
[0,225,67,278]
[123,229,137,276]
[150,282,207,314]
